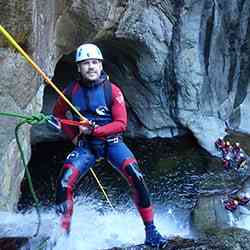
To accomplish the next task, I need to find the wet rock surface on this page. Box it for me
[2,227,250,250]
[0,237,28,250]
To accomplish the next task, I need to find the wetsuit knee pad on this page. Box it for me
[125,162,151,208]
[56,164,80,205]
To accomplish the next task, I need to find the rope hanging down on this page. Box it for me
[0,112,50,237]
[0,24,114,211]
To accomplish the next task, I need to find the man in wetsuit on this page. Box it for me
[53,43,168,248]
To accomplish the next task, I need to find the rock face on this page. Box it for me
[191,194,233,232]
[0,0,250,212]
[0,0,58,210]
[31,0,250,156]
[174,0,250,154]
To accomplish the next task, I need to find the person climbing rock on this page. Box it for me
[222,141,232,157]
[214,139,246,170]
[232,142,247,169]
[221,141,233,169]
[224,195,250,212]
[215,137,225,151]
[52,43,168,248]
[215,137,230,168]
[224,198,239,212]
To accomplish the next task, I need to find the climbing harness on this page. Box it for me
[0,24,115,234]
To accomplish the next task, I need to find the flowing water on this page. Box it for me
[4,135,250,249]
[50,198,190,250]
[1,197,190,250]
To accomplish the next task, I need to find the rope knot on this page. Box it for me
[25,113,49,125]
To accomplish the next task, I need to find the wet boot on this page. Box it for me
[145,223,168,248]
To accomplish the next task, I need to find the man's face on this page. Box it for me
[77,59,103,81]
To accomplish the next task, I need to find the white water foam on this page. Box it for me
[234,206,250,230]
[0,196,191,250]
[50,197,191,250]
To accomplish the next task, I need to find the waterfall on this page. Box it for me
[1,196,192,250]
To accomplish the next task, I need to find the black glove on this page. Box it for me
[79,120,99,135]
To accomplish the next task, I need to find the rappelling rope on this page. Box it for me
[0,25,115,214]
[0,112,50,237]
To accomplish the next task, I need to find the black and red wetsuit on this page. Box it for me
[53,71,154,232]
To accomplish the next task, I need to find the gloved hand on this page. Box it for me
[79,121,98,135]
[79,125,93,135]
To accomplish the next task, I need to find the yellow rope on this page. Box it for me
[0,24,114,211]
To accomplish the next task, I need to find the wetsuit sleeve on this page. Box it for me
[53,94,78,141]
[92,83,127,138]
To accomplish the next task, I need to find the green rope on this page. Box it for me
[0,111,50,237]
[0,111,49,124]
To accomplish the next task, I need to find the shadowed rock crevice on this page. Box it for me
[203,1,215,76]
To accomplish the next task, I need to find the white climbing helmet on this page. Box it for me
[75,43,103,62]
